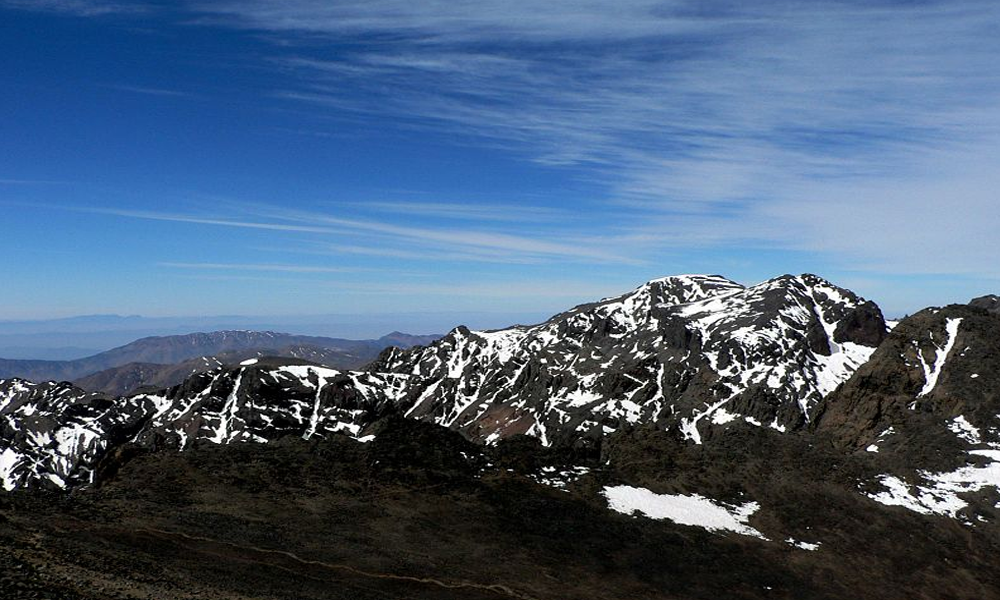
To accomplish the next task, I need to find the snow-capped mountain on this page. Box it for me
[374,273,886,444]
[0,273,893,490]
[72,342,404,396]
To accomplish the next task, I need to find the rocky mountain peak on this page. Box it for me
[371,273,886,445]
[970,294,1000,314]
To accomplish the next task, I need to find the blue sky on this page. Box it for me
[2,0,999,332]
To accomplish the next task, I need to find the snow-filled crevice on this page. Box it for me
[917,318,962,397]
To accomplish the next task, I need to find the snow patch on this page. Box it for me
[948,416,982,445]
[867,449,1000,518]
[812,342,875,397]
[0,447,20,491]
[603,485,766,539]
[786,538,820,551]
[711,408,739,425]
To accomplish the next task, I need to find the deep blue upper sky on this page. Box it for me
[2,0,999,330]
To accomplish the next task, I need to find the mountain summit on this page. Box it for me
[375,273,885,444]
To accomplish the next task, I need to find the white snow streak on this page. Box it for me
[786,538,821,551]
[917,318,962,397]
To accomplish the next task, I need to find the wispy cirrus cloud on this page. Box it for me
[81,203,640,265]
[0,179,70,185]
[0,0,146,16]
[313,279,629,301]
[158,262,365,274]
[83,207,348,235]
[191,0,1000,277]
[15,1,999,284]
[356,201,567,222]
[105,84,193,98]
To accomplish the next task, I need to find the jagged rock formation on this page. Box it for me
[970,294,1000,314]
[0,360,410,490]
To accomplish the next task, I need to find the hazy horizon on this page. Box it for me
[0,269,983,360]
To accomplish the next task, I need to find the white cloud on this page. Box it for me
[357,201,567,222]
[191,0,1000,277]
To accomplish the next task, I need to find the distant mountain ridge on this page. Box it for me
[72,343,401,396]
[0,330,440,385]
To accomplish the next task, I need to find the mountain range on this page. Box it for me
[0,330,440,395]
[2,274,1000,599]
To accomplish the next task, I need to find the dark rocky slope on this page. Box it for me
[816,301,1000,471]
[2,418,999,599]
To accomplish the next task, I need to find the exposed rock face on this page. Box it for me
[834,300,888,347]
[816,303,1000,454]
[0,379,148,491]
